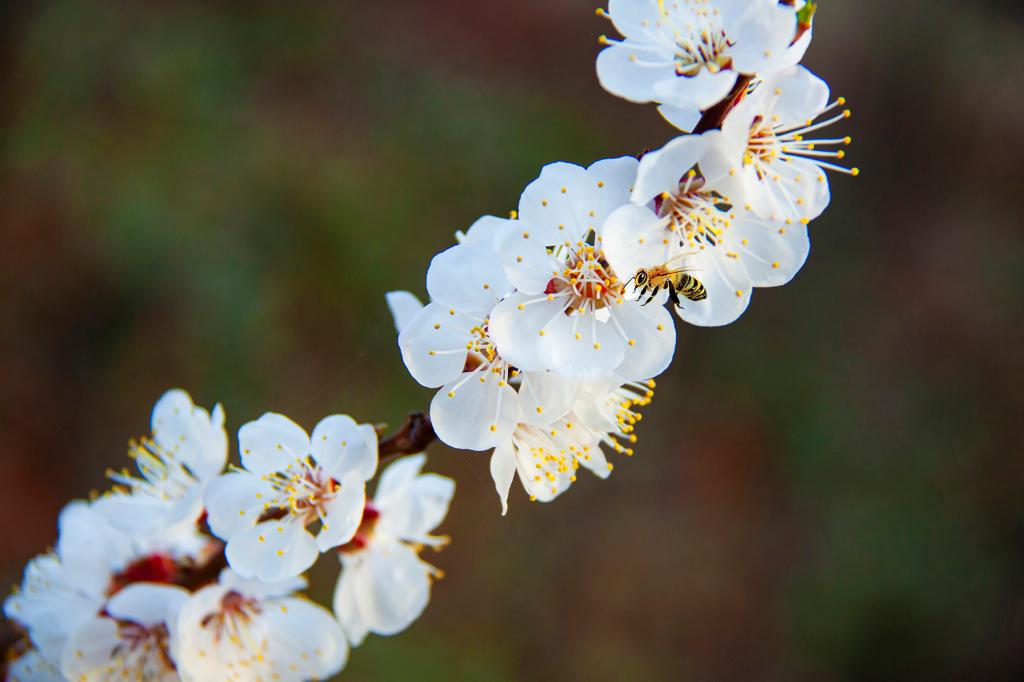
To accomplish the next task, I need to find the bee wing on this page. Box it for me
[659,251,701,271]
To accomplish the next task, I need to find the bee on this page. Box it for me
[628,255,707,307]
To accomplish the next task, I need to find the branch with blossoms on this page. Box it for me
[2,2,855,680]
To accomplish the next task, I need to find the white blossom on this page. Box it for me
[602,129,809,326]
[94,388,227,537]
[489,379,654,513]
[4,502,135,662]
[713,66,856,223]
[489,158,677,382]
[204,412,378,582]
[174,570,348,682]
[398,218,582,451]
[333,455,453,646]
[4,499,217,675]
[596,0,809,129]
[60,583,189,682]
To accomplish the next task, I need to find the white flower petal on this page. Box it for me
[632,133,714,205]
[544,307,626,379]
[263,597,349,679]
[106,583,189,628]
[596,41,676,105]
[374,459,454,543]
[721,0,796,74]
[398,302,475,388]
[609,302,676,381]
[602,204,676,284]
[728,217,810,287]
[495,223,563,295]
[673,248,753,327]
[238,413,310,476]
[652,68,738,112]
[430,370,518,451]
[517,162,597,244]
[657,103,702,133]
[489,293,567,373]
[426,242,511,318]
[336,544,432,638]
[461,214,513,247]
[316,476,366,552]
[763,66,830,125]
[489,441,517,515]
[203,471,274,540]
[518,371,578,426]
[60,616,121,680]
[7,649,63,682]
[151,389,228,482]
[311,414,378,481]
[373,454,426,502]
[607,0,667,41]
[226,519,318,582]
[385,290,425,334]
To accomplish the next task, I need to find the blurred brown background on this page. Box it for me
[2,1,1024,680]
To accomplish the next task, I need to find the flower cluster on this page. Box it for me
[393,0,853,512]
[4,3,857,679]
[4,390,454,681]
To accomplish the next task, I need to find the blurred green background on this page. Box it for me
[2,1,1023,680]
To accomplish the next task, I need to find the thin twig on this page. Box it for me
[692,74,753,134]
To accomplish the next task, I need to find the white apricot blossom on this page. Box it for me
[602,129,809,326]
[174,569,348,682]
[204,412,378,582]
[4,502,134,662]
[61,583,189,682]
[596,0,809,129]
[4,499,218,674]
[94,388,227,537]
[334,454,454,646]
[715,65,856,223]
[398,223,581,451]
[489,378,654,513]
[489,158,676,382]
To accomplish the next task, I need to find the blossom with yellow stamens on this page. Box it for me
[712,65,857,223]
[174,569,347,682]
[596,0,810,131]
[489,158,677,381]
[204,412,378,583]
[334,454,454,646]
[603,127,809,327]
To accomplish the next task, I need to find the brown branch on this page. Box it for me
[378,411,437,462]
[692,74,753,134]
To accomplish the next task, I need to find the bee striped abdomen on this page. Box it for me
[675,274,707,302]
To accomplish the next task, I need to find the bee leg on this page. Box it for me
[667,285,682,309]
[642,286,658,306]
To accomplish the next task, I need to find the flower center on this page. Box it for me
[547,245,623,314]
[675,28,734,77]
[262,461,340,526]
[656,171,731,248]
[744,101,858,179]
[463,320,498,371]
[664,3,734,78]
[200,590,263,643]
[107,621,176,678]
